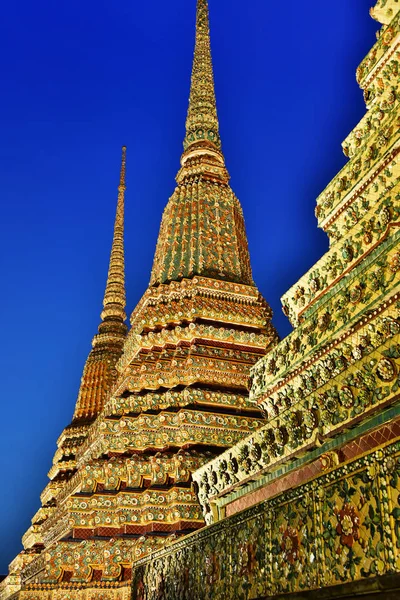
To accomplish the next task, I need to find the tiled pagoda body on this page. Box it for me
[168,1,400,597]
[0,1,277,599]
[123,2,400,598]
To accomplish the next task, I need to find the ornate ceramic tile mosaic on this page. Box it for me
[132,437,400,599]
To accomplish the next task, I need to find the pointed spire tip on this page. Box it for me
[100,147,127,323]
[119,146,127,188]
[183,0,220,153]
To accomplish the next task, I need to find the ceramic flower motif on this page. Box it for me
[238,542,257,576]
[335,503,360,548]
[205,552,220,585]
[281,527,300,564]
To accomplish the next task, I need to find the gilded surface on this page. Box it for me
[193,2,400,524]
[74,145,128,421]
[133,1,400,596]
[150,0,253,286]
[0,1,277,598]
[184,0,220,151]
[12,147,129,566]
[3,1,399,600]
[132,438,400,599]
[371,0,400,25]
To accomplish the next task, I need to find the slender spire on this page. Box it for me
[99,145,127,327]
[177,0,229,184]
[184,0,221,152]
[72,147,128,421]
[150,2,254,287]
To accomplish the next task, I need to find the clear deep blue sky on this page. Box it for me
[0,0,378,574]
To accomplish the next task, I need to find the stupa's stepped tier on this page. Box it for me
[282,173,400,326]
[43,426,93,490]
[323,170,400,249]
[40,470,76,506]
[262,235,400,390]
[357,11,400,93]
[76,409,264,465]
[195,293,400,523]
[121,278,271,357]
[21,537,165,591]
[315,114,400,232]
[118,344,265,395]
[20,451,211,558]
[100,409,262,451]
[314,18,400,231]
[42,486,203,547]
[283,27,400,327]
[105,387,256,416]
[371,0,400,25]
[251,296,400,414]
[121,322,270,362]
[193,2,400,539]
[175,151,227,182]
[78,452,210,493]
[341,85,399,160]
[114,278,275,397]
[22,525,45,551]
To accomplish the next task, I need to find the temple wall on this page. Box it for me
[18,587,131,600]
[132,434,400,598]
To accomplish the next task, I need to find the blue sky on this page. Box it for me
[0,0,378,574]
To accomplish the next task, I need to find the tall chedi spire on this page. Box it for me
[151,0,253,286]
[15,148,129,557]
[3,4,278,599]
[73,146,128,422]
[184,0,221,151]
[100,145,127,325]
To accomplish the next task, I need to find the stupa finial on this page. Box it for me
[183,0,221,152]
[72,147,128,421]
[100,146,127,324]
